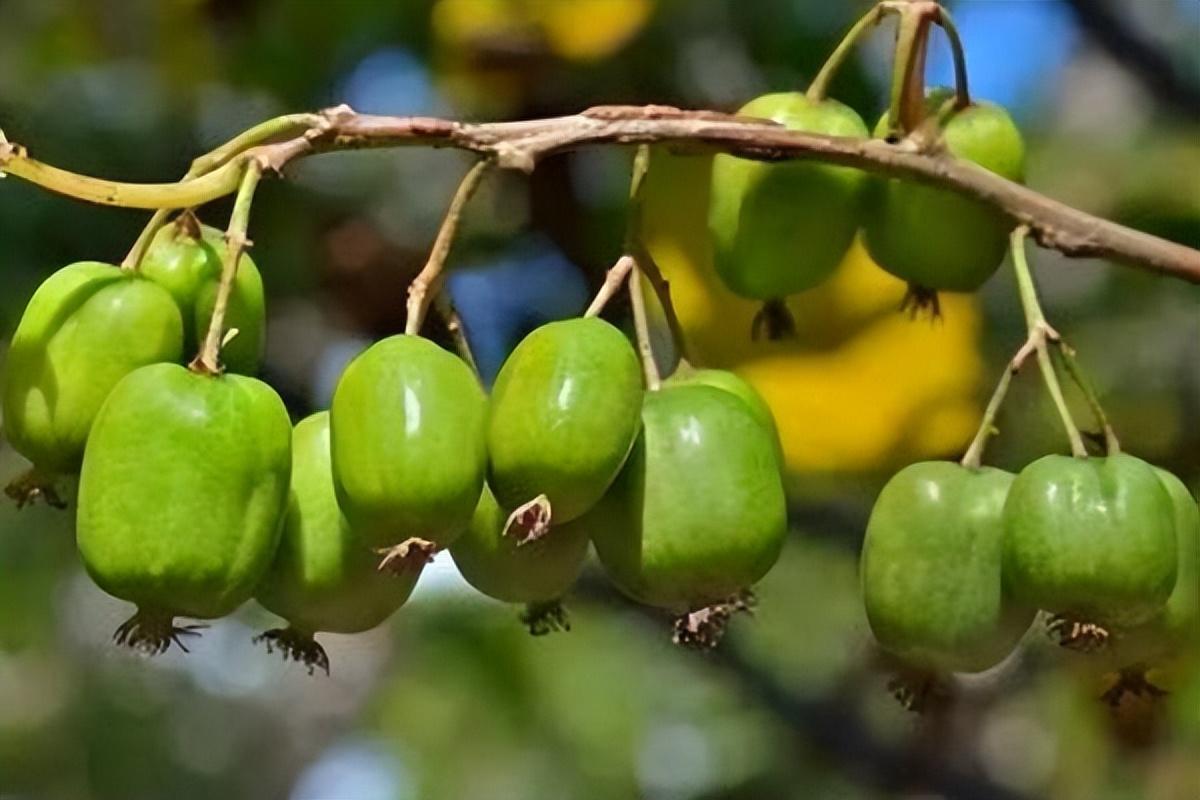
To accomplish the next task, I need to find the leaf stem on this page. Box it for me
[1010,226,1087,458]
[405,158,493,336]
[190,160,263,375]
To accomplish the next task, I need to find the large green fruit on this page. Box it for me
[863,89,1025,292]
[451,484,589,633]
[141,218,266,374]
[665,366,781,463]
[331,335,486,551]
[2,262,183,475]
[708,93,868,301]
[862,462,1033,673]
[77,363,291,652]
[569,384,786,614]
[1003,454,1177,629]
[487,318,642,525]
[255,412,420,672]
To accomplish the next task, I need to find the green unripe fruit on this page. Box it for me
[1003,454,1177,629]
[2,262,183,475]
[331,335,486,551]
[487,318,642,525]
[451,485,589,633]
[665,366,781,463]
[709,93,868,302]
[141,218,266,374]
[862,462,1033,673]
[1102,470,1200,668]
[77,363,291,652]
[255,412,420,672]
[863,89,1025,292]
[569,385,786,613]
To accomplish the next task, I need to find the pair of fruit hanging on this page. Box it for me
[0,0,1195,708]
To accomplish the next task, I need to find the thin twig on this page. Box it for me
[585,255,635,317]
[405,158,494,336]
[1010,226,1087,458]
[1,106,1198,282]
[189,160,263,375]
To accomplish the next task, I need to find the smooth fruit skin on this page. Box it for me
[708,93,868,300]
[256,413,418,634]
[863,90,1025,291]
[862,462,1033,673]
[1002,454,1177,628]
[331,335,486,549]
[487,317,642,521]
[665,367,781,462]
[1103,470,1200,666]
[77,364,291,619]
[568,384,786,611]
[2,263,183,473]
[450,485,589,604]
[141,221,266,374]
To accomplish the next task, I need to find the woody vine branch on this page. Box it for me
[1,103,1198,284]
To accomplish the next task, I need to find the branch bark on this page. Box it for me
[3,104,1198,283]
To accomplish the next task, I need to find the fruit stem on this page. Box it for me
[405,158,494,336]
[191,159,264,375]
[1010,226,1088,459]
[432,291,482,381]
[585,254,635,317]
[1054,342,1121,455]
[120,114,322,272]
[933,6,972,110]
[805,3,893,102]
[629,262,661,391]
[887,3,937,139]
[625,146,692,363]
[959,362,1015,470]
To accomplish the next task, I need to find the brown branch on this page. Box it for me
[3,104,1198,283]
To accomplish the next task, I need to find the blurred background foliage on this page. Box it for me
[1,1,1198,799]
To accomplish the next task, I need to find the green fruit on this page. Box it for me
[1104,470,1199,667]
[569,384,786,612]
[451,484,589,605]
[862,462,1033,673]
[255,413,420,672]
[77,363,291,652]
[863,89,1025,292]
[2,262,183,475]
[331,335,486,551]
[666,366,781,462]
[708,93,868,301]
[487,317,642,524]
[141,218,266,374]
[1002,454,1177,629]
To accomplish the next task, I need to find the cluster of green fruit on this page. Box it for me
[709,86,1024,330]
[862,455,1199,709]
[2,218,787,671]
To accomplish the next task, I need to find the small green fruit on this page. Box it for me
[255,412,420,673]
[141,217,266,374]
[863,89,1025,292]
[709,93,868,302]
[331,335,486,552]
[487,317,642,526]
[665,366,781,463]
[1003,454,1177,630]
[862,462,1033,673]
[1102,470,1199,668]
[77,363,291,653]
[569,385,786,618]
[2,262,183,476]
